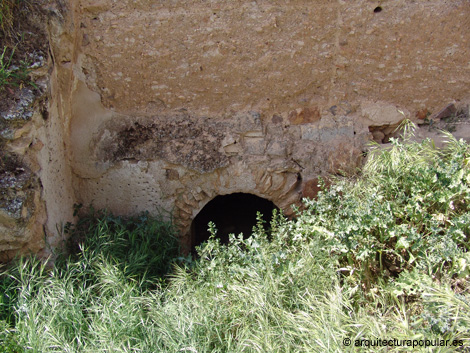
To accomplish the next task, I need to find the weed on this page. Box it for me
[0,46,36,91]
[303,122,470,288]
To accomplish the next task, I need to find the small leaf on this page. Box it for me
[396,237,410,250]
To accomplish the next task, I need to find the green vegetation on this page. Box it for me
[308,123,470,287]
[0,0,17,37]
[0,123,469,352]
[0,0,32,40]
[62,206,181,289]
[0,46,34,91]
[0,0,37,91]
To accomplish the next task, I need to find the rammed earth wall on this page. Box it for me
[1,0,470,256]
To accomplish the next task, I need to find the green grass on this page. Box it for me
[0,123,469,352]
[0,46,34,91]
[62,206,181,289]
[0,0,37,91]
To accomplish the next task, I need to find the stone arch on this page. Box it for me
[172,162,303,252]
[190,193,279,252]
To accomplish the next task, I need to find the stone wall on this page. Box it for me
[1,0,470,257]
[0,1,75,260]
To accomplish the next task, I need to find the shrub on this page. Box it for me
[302,123,470,288]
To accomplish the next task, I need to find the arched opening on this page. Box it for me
[191,193,279,251]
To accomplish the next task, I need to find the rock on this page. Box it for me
[81,0,110,14]
[371,130,385,143]
[429,103,457,122]
[288,107,321,125]
[415,108,429,120]
[266,141,287,156]
[0,154,33,219]
[361,101,408,126]
[0,152,46,261]
[302,178,330,200]
[166,169,179,180]
[0,88,35,122]
[271,115,283,124]
[327,142,363,174]
[243,136,266,155]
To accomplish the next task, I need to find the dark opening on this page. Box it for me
[373,6,382,13]
[191,193,278,251]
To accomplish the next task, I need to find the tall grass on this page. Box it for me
[62,207,181,289]
[0,124,469,352]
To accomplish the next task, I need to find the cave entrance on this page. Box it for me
[191,193,279,251]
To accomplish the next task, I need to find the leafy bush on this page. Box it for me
[302,123,470,288]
